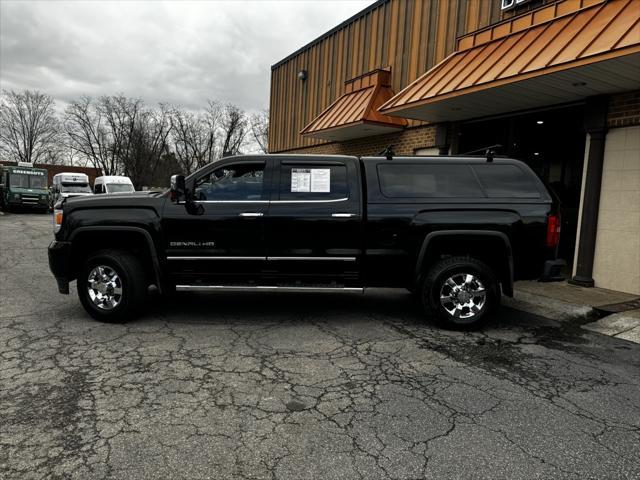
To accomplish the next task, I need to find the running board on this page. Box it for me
[175,285,364,293]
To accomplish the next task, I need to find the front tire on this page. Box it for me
[77,249,147,322]
[421,256,500,329]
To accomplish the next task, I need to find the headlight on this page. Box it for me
[13,193,20,199]
[53,209,63,233]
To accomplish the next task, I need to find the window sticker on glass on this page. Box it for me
[291,168,331,193]
[291,168,311,192]
[310,168,330,192]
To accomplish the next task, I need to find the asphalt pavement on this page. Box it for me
[1,212,639,480]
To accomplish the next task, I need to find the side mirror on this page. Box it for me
[170,174,186,203]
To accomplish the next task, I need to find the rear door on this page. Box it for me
[265,157,362,287]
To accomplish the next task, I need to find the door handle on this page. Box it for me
[239,212,264,217]
[331,213,356,218]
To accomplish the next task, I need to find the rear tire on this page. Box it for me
[77,249,147,323]
[421,256,500,329]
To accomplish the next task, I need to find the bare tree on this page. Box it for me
[0,89,63,164]
[65,95,173,186]
[101,94,143,172]
[64,95,119,175]
[170,101,222,175]
[123,104,173,188]
[249,109,269,153]
[220,103,247,157]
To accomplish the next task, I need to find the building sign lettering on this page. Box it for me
[501,0,531,11]
[12,169,45,176]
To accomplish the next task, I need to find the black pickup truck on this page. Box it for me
[48,154,561,328]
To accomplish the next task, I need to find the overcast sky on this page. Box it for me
[1,0,373,113]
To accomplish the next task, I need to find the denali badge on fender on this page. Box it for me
[169,241,216,248]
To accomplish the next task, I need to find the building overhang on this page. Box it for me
[379,0,640,122]
[301,69,407,141]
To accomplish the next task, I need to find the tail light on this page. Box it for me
[546,213,561,248]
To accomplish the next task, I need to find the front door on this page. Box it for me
[162,159,271,286]
[265,158,362,287]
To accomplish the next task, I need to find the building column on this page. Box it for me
[570,96,608,288]
[435,123,450,155]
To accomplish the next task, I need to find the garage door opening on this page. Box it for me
[457,105,586,272]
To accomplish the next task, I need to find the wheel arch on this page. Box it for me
[415,230,514,296]
[69,226,163,293]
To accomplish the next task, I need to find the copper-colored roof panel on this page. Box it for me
[585,5,638,54]
[557,0,591,15]
[514,16,574,73]
[428,46,489,97]
[405,54,467,104]
[322,93,359,128]
[454,36,515,90]
[493,26,551,80]
[301,69,406,139]
[472,31,529,85]
[458,32,523,88]
[380,0,640,116]
[317,88,370,131]
[338,89,370,123]
[448,40,507,92]
[554,1,623,63]
[614,17,640,49]
[524,7,600,71]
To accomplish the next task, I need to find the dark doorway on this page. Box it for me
[457,105,586,270]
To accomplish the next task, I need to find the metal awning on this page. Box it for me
[379,0,640,122]
[301,69,406,141]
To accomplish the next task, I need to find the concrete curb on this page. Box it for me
[582,311,640,343]
[502,290,598,323]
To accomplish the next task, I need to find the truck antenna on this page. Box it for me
[379,145,395,160]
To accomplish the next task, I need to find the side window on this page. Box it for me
[472,164,541,198]
[279,164,348,200]
[194,162,265,201]
[94,184,103,194]
[378,164,484,198]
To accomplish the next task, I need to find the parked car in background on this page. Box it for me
[50,172,92,209]
[0,163,49,212]
[48,154,562,328]
[94,176,134,194]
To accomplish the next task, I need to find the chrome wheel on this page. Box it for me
[87,265,123,310]
[439,273,486,319]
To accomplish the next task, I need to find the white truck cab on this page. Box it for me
[94,176,135,194]
[51,172,92,207]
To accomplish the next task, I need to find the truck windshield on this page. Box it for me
[29,175,46,189]
[9,174,28,188]
[10,173,47,189]
[61,183,91,193]
[106,184,134,193]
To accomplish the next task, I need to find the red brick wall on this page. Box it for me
[280,125,437,156]
[608,90,640,128]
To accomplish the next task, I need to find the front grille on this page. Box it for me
[21,195,40,204]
